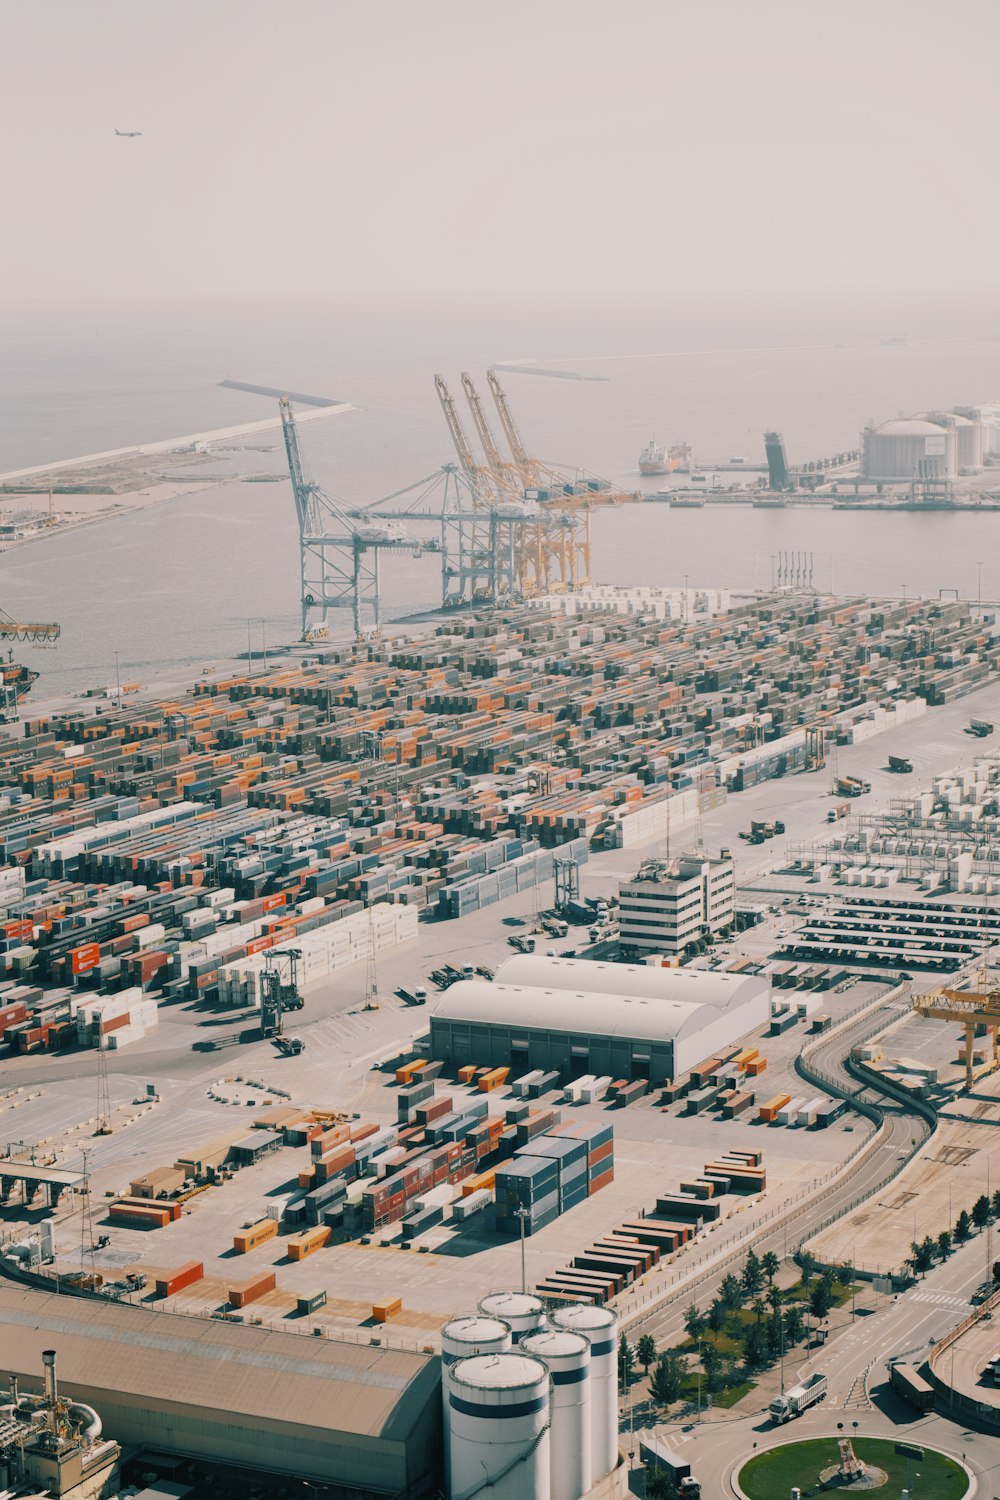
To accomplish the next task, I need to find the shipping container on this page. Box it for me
[154,1261,204,1298]
[287,1225,332,1260]
[228,1271,277,1308]
[233,1218,279,1254]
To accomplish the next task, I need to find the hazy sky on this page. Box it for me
[5,0,1000,302]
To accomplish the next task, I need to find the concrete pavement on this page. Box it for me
[639,1230,1000,1497]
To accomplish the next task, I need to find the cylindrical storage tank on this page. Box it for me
[478,1291,546,1342]
[861,419,956,481]
[442,1317,512,1494]
[549,1304,618,1482]
[448,1353,550,1500]
[522,1328,591,1500]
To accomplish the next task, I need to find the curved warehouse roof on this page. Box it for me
[493,954,763,1010]
[432,979,709,1044]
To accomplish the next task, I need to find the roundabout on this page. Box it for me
[738,1436,969,1499]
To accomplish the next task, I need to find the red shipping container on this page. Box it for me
[71,942,101,976]
[123,913,150,933]
[262,893,287,913]
[155,1260,204,1298]
[228,1271,276,1308]
[588,1167,615,1195]
[246,935,274,956]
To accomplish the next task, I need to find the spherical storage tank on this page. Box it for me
[478,1291,546,1342]
[522,1328,592,1500]
[442,1317,513,1494]
[549,1304,618,1482]
[448,1353,551,1500]
[861,418,956,481]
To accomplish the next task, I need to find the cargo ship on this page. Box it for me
[639,439,692,476]
[0,658,38,722]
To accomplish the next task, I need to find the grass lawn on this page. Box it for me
[706,1379,754,1409]
[739,1437,968,1500]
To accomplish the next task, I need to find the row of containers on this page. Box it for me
[441,1294,619,1500]
[536,1151,766,1306]
[437,837,590,920]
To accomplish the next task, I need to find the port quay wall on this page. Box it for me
[618,986,918,1328]
[925,1284,1000,1435]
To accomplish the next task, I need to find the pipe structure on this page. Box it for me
[41,1351,57,1408]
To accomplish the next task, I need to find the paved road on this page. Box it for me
[648,1230,1000,1497]
[628,994,931,1347]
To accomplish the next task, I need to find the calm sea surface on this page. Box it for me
[1,292,998,697]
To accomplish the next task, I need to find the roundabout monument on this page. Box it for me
[737,1436,969,1499]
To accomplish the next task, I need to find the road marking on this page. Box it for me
[910,1289,970,1311]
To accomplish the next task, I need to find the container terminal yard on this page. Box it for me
[3,586,1000,1497]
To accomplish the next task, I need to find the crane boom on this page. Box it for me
[0,609,59,644]
[461,372,507,475]
[487,369,532,471]
[434,375,480,481]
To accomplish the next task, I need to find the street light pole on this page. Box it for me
[516,1206,529,1294]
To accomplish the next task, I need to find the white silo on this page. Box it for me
[549,1304,618,1482]
[448,1353,551,1500]
[478,1291,546,1342]
[442,1316,512,1493]
[522,1328,592,1500]
[861,418,956,480]
[930,411,983,471]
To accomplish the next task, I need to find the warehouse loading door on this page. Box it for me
[630,1053,651,1081]
[510,1041,530,1074]
[570,1046,591,1080]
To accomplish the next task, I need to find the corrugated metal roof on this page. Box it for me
[431,979,704,1042]
[0,1286,436,1439]
[493,955,759,1009]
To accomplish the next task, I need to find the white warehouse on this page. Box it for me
[429,956,769,1085]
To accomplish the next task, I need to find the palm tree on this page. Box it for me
[762,1250,780,1285]
[752,1296,767,1324]
[767,1284,782,1318]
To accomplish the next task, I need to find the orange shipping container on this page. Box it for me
[233,1218,279,1254]
[758,1092,791,1123]
[71,942,101,976]
[287,1226,331,1261]
[372,1297,402,1323]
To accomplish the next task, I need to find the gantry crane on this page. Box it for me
[488,366,645,591]
[280,396,426,637]
[0,610,60,644]
[913,983,1000,1088]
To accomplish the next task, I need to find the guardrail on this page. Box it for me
[620,986,939,1331]
[924,1282,1000,1434]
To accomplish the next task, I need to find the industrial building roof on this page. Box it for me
[493,954,762,1010]
[0,1285,438,1441]
[432,979,708,1043]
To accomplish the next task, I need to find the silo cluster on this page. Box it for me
[442,1295,619,1500]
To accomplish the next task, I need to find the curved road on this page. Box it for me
[651,1227,1000,1497]
[630,992,932,1347]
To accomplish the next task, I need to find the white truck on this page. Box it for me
[769,1372,827,1423]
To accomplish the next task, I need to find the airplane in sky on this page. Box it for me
[114,129,142,138]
